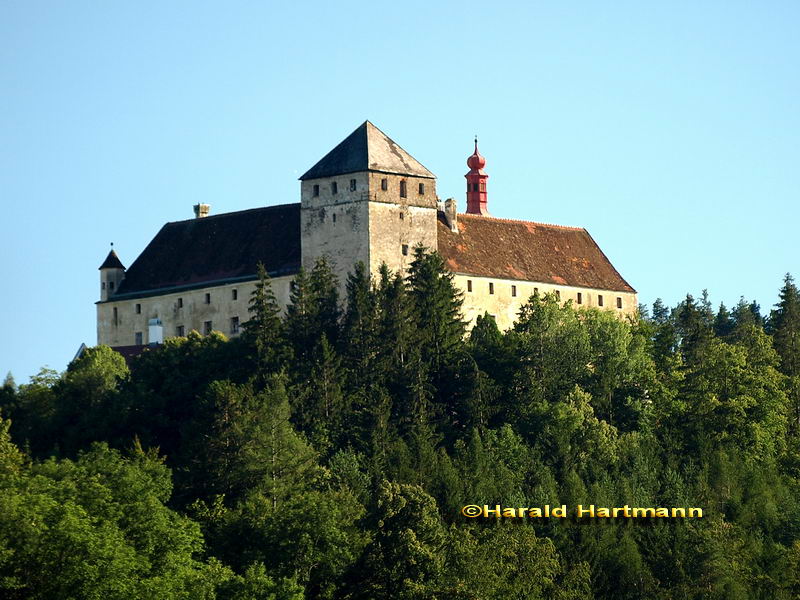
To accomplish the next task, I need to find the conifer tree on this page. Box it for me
[243,262,289,379]
[341,261,379,391]
[771,273,800,378]
[405,245,465,376]
[714,302,735,338]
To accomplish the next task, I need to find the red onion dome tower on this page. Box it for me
[465,137,489,215]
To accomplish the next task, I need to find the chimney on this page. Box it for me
[193,203,211,218]
[444,198,458,232]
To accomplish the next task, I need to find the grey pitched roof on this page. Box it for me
[110,204,301,299]
[300,121,435,180]
[99,249,126,270]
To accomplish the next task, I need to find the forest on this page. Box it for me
[1,247,799,599]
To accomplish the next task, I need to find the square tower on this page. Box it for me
[299,121,438,286]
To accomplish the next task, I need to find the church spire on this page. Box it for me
[465,136,489,215]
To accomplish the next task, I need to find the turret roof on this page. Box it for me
[300,121,435,180]
[99,249,126,270]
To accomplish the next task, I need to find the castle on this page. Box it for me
[96,121,636,350]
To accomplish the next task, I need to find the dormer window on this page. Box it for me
[350,179,356,191]
[400,180,407,198]
[313,184,319,197]
[331,182,338,195]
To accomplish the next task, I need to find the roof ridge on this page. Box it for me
[456,212,585,231]
[165,202,299,225]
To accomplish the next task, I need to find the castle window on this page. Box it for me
[204,321,212,335]
[472,183,479,192]
[332,213,337,223]
[176,325,185,337]
[230,316,240,334]
[511,285,517,297]
[381,178,388,191]
[109,281,115,290]
[313,184,319,197]
[400,180,407,198]
[489,282,494,295]
[232,289,238,301]
[577,292,583,304]
[135,303,141,314]
[418,182,425,195]
[598,295,604,307]
[467,280,473,292]
[350,179,356,191]
[555,290,561,301]
[135,331,143,345]
[113,307,118,324]
[399,211,404,220]
[205,293,211,304]
[177,297,183,308]
[331,181,338,195]
[402,244,409,256]
[617,297,623,309]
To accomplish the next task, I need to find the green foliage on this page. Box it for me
[6,271,800,599]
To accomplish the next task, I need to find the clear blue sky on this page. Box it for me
[1,1,798,384]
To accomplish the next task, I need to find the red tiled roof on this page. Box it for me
[113,204,301,297]
[437,213,635,293]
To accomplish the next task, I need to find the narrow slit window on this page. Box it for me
[511,285,517,297]
[402,244,409,256]
[113,307,118,324]
[135,331,142,345]
[332,213,337,223]
[205,293,211,304]
[177,297,183,308]
[617,297,623,309]
[381,178,388,191]
[418,182,425,195]
[312,184,319,197]
[555,290,561,301]
[400,180,407,198]
[467,280,473,292]
[598,295,604,307]
[399,212,404,220]
[109,281,115,290]
[489,282,494,295]
[331,181,338,195]
[577,292,583,304]
[135,303,141,314]
[204,321,212,335]
[232,289,237,301]
[350,178,356,191]
[230,316,240,334]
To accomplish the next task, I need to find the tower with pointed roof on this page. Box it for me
[465,138,489,215]
[299,121,438,286]
[99,247,125,302]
